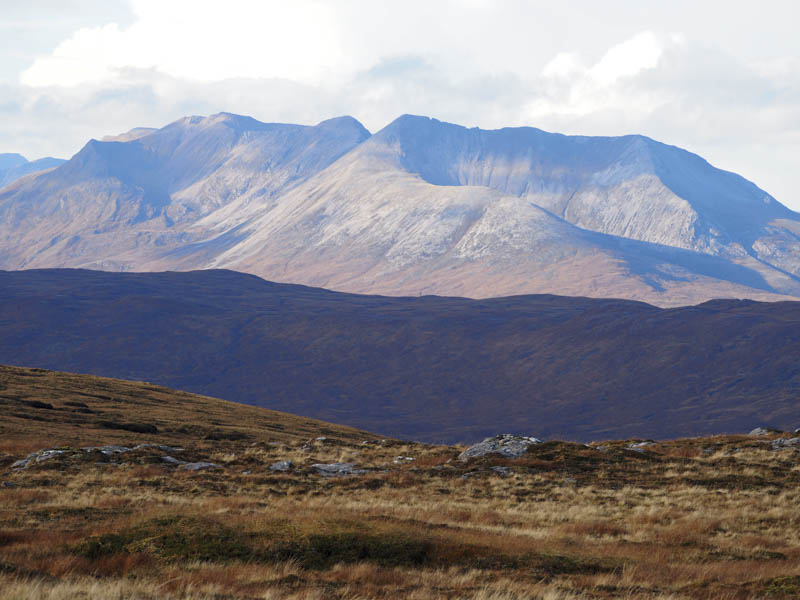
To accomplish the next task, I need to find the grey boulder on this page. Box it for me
[312,462,368,476]
[770,437,800,450]
[181,461,220,471]
[269,460,293,472]
[11,449,66,469]
[749,427,777,436]
[82,445,131,455]
[458,434,542,461]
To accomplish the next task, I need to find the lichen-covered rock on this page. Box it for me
[458,434,542,461]
[134,444,183,453]
[627,441,655,453]
[11,449,66,469]
[81,444,183,457]
[770,437,800,450]
[311,463,368,476]
[749,427,778,436]
[81,445,131,456]
[393,456,415,464]
[269,460,293,472]
[181,461,220,471]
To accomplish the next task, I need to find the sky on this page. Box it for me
[2,0,799,210]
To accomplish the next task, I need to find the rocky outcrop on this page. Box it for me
[770,437,800,450]
[11,444,191,470]
[181,461,220,471]
[490,466,511,477]
[269,460,293,472]
[627,441,656,453]
[11,449,66,469]
[749,427,780,436]
[458,434,542,461]
[82,444,183,456]
[311,463,369,477]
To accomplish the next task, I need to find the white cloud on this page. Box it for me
[21,0,346,87]
[542,53,584,79]
[530,31,671,123]
[589,31,663,85]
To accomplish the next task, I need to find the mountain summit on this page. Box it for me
[0,113,797,305]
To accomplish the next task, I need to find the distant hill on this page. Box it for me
[0,114,798,305]
[0,153,27,171]
[1,269,797,443]
[0,153,65,188]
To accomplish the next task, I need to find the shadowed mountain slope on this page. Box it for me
[1,269,797,443]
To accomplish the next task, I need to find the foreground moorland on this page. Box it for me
[1,365,799,599]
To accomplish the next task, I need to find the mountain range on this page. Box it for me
[1,268,797,443]
[1,113,798,306]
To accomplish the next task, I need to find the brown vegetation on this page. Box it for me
[1,366,799,599]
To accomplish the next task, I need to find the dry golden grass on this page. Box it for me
[1,366,799,599]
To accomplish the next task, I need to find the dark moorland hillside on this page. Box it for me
[0,268,798,443]
[0,364,376,450]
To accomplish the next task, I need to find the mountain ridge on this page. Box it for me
[368,114,797,254]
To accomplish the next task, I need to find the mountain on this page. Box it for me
[0,113,370,271]
[0,114,798,305]
[367,116,796,258]
[0,153,65,188]
[212,116,800,304]
[0,153,27,171]
[1,269,797,443]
